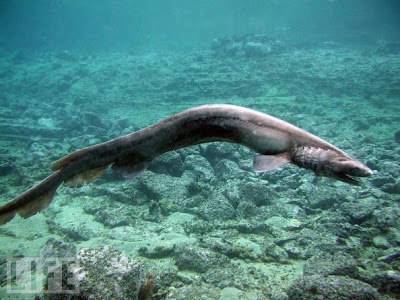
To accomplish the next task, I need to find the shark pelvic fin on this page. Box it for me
[64,166,107,188]
[112,159,150,179]
[253,153,290,173]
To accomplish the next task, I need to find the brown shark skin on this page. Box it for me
[0,104,372,224]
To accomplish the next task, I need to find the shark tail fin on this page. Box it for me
[0,171,63,225]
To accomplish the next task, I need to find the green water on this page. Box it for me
[0,1,399,299]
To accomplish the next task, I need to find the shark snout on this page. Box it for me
[364,167,374,177]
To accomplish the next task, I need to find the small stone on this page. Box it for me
[38,118,55,128]
[373,235,391,249]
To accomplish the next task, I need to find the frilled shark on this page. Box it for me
[0,104,372,224]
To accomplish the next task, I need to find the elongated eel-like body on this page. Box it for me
[0,104,372,224]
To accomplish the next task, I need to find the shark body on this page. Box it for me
[0,104,372,224]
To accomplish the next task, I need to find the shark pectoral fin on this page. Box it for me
[64,166,107,188]
[112,159,150,179]
[253,154,290,173]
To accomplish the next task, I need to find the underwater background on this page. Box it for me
[0,0,399,299]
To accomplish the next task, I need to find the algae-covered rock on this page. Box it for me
[40,237,76,258]
[367,270,400,297]
[219,287,246,300]
[198,193,236,221]
[395,130,400,143]
[373,235,391,249]
[138,171,190,201]
[236,201,258,219]
[43,246,143,300]
[239,181,273,207]
[213,159,243,180]
[341,198,378,224]
[287,275,380,300]
[51,221,95,241]
[184,154,214,181]
[174,245,229,273]
[149,150,185,176]
[372,206,400,231]
[303,252,358,278]
[262,241,289,262]
[165,283,220,300]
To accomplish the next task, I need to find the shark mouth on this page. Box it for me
[334,173,360,186]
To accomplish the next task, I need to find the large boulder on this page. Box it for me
[287,275,379,300]
[43,246,144,300]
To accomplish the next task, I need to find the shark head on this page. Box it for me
[322,152,373,185]
[291,146,373,186]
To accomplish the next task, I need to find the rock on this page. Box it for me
[203,265,263,291]
[0,249,24,287]
[43,246,143,300]
[56,80,72,92]
[219,287,245,300]
[303,188,343,210]
[382,181,400,194]
[56,222,95,241]
[174,245,229,273]
[0,159,13,176]
[371,175,396,188]
[287,275,380,300]
[369,270,400,296]
[244,41,272,57]
[138,171,190,201]
[341,198,377,224]
[30,142,49,157]
[149,151,185,176]
[198,193,236,221]
[200,143,236,165]
[358,259,400,298]
[38,117,55,128]
[239,182,273,206]
[395,130,400,143]
[282,240,303,259]
[236,201,258,219]
[139,243,175,259]
[184,154,214,180]
[378,248,400,263]
[262,241,289,262]
[373,235,391,249]
[213,159,242,179]
[373,206,400,230]
[82,112,104,128]
[303,252,358,278]
[40,238,76,258]
[375,41,400,55]
[165,283,219,299]
[220,180,241,207]
[387,227,400,246]
[93,208,131,228]
[211,35,285,58]
[56,50,78,62]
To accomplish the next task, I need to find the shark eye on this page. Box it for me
[353,167,360,173]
